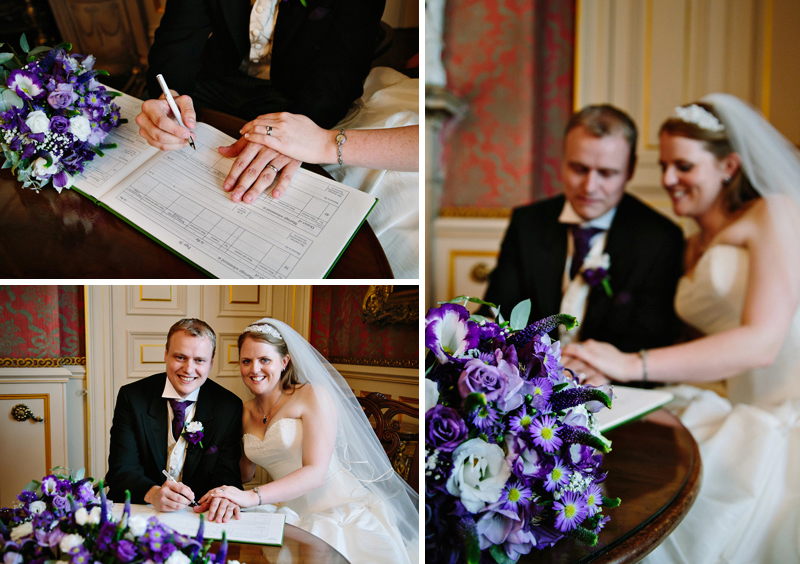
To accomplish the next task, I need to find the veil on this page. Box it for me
[248,317,420,559]
[701,93,800,277]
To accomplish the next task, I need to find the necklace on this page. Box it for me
[256,390,283,425]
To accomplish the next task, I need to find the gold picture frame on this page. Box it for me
[361,285,418,325]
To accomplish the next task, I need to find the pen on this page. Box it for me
[161,469,199,507]
[155,73,196,150]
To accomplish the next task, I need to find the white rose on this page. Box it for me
[32,157,58,177]
[25,110,50,134]
[74,507,89,525]
[164,550,191,564]
[425,379,439,412]
[88,506,102,525]
[126,514,149,538]
[185,421,203,433]
[28,500,47,514]
[10,522,33,542]
[446,438,511,513]
[59,533,85,553]
[69,115,91,142]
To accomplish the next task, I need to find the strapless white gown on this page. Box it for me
[644,245,800,564]
[243,418,416,564]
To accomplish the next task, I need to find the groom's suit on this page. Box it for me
[105,373,243,504]
[484,193,684,352]
[145,0,385,128]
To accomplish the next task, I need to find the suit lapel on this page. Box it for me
[534,215,569,318]
[181,385,216,483]
[273,0,308,54]
[146,390,168,474]
[220,0,253,61]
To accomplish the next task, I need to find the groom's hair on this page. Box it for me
[166,318,217,357]
[565,104,638,177]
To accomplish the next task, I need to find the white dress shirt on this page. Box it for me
[162,379,200,481]
[241,0,280,79]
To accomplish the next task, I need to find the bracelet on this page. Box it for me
[254,486,262,506]
[638,349,649,382]
[335,129,347,166]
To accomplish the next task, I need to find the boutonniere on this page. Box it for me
[181,420,205,449]
[581,253,613,297]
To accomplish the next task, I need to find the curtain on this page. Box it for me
[440,0,575,210]
[0,285,85,365]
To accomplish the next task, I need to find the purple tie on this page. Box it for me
[570,226,604,279]
[169,399,194,441]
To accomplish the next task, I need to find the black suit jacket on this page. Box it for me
[106,373,243,504]
[146,0,385,128]
[483,194,685,352]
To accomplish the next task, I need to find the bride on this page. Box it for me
[197,318,419,564]
[563,94,800,563]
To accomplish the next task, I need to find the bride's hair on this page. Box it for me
[238,325,303,392]
[660,102,760,212]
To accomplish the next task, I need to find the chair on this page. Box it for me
[356,392,419,492]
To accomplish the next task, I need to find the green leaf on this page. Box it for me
[44,152,53,167]
[456,517,481,564]
[75,467,85,481]
[0,88,23,111]
[489,545,516,564]
[53,42,72,51]
[95,69,109,76]
[1,158,12,169]
[468,313,491,324]
[553,382,570,392]
[23,479,40,492]
[20,34,30,54]
[300,0,307,6]
[445,295,497,309]
[509,299,531,331]
[602,496,622,508]
[463,392,487,412]
[27,46,51,58]
[0,53,13,65]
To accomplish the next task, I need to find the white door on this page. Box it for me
[86,285,311,478]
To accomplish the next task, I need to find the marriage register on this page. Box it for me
[74,91,377,278]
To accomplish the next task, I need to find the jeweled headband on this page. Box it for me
[243,323,282,340]
[671,104,725,133]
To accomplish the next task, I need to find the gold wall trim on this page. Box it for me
[573,0,582,112]
[643,0,655,150]
[139,286,172,301]
[1,393,51,475]
[0,357,86,368]
[439,207,512,218]
[762,0,773,118]
[329,357,418,369]
[448,250,499,300]
[229,285,261,304]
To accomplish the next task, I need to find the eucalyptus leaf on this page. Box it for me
[75,467,85,481]
[23,479,40,492]
[20,34,30,53]
[509,299,531,331]
[0,53,13,65]
[1,158,12,169]
[0,88,23,111]
[446,295,498,308]
[27,46,52,58]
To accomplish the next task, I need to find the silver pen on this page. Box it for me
[161,469,199,506]
[155,73,196,150]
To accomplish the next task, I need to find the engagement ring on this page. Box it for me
[266,126,272,136]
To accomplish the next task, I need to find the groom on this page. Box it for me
[106,318,243,522]
[483,104,684,360]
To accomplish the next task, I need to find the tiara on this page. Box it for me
[672,104,725,132]
[244,323,282,340]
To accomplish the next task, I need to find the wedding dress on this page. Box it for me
[244,418,416,564]
[644,244,800,564]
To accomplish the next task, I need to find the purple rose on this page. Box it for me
[49,115,70,134]
[47,83,77,109]
[112,539,137,562]
[457,359,506,401]
[426,405,467,452]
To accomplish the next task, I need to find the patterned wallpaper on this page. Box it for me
[440,0,575,210]
[0,285,85,366]
[310,286,418,368]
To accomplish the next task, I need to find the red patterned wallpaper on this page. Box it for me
[440,0,575,209]
[310,286,417,368]
[0,285,85,364]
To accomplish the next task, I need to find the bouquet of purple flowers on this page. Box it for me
[425,298,619,563]
[0,34,123,192]
[1,468,231,564]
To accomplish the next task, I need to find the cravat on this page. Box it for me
[169,399,194,441]
[570,226,604,279]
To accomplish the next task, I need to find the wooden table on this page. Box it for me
[0,108,392,279]
[526,409,702,563]
[212,524,350,564]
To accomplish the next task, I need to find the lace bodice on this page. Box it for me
[675,244,800,406]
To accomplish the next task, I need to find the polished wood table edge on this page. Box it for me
[588,412,703,564]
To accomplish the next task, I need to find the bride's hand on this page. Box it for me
[196,486,248,522]
[562,340,639,383]
[560,351,612,387]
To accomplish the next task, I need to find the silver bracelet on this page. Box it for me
[335,129,347,166]
[638,349,649,382]
[254,486,262,506]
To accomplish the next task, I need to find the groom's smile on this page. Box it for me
[164,330,215,398]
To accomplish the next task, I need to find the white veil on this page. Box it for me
[248,317,420,559]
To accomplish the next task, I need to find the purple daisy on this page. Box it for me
[497,480,533,514]
[531,414,562,453]
[508,406,534,435]
[469,403,500,432]
[554,490,588,532]
[584,483,603,517]
[544,458,571,492]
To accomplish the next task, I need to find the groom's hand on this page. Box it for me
[194,496,240,523]
[144,481,196,512]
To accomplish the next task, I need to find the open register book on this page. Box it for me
[74,91,377,278]
[596,385,675,432]
[112,504,285,546]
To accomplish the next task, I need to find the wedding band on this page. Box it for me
[267,164,279,173]
[266,125,272,136]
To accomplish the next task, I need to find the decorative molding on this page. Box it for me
[0,357,86,368]
[361,286,418,325]
[439,206,512,218]
[329,356,418,369]
[0,393,51,473]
